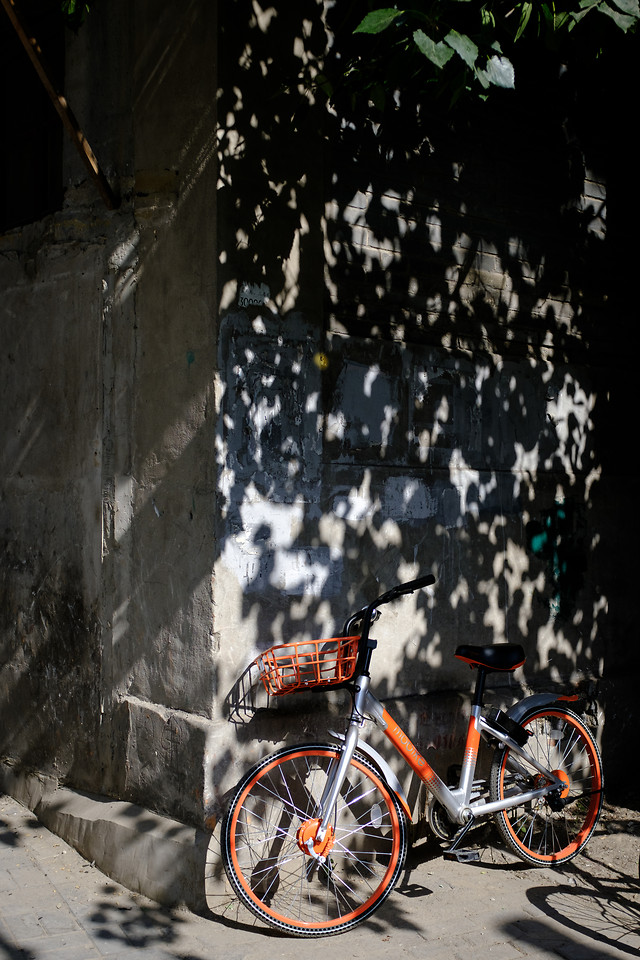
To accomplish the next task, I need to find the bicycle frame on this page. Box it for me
[316,673,567,843]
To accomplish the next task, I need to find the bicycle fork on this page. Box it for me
[308,676,374,854]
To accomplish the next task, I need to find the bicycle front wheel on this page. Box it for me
[490,707,603,865]
[222,743,407,936]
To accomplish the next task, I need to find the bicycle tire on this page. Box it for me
[490,706,603,865]
[222,743,407,936]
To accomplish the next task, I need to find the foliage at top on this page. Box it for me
[58,0,94,30]
[326,0,639,113]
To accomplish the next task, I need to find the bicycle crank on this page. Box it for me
[427,797,458,841]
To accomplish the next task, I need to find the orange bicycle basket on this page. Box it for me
[255,636,360,696]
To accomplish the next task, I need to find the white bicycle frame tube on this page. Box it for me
[319,677,566,835]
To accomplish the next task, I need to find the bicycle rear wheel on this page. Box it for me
[490,707,603,865]
[222,743,407,936]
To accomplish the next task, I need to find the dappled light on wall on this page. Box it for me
[213,1,612,720]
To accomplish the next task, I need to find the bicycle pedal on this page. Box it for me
[443,848,480,863]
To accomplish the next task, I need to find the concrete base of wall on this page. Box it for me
[0,763,238,918]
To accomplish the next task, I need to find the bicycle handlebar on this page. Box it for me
[373,573,436,605]
[342,573,436,641]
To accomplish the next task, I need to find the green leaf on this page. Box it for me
[354,9,405,34]
[571,0,600,25]
[413,29,455,68]
[60,0,91,28]
[610,0,640,15]
[540,4,571,31]
[444,29,479,68]
[482,54,516,88]
[598,0,638,27]
[482,9,496,29]
[515,2,533,40]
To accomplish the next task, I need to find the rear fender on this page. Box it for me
[505,692,579,724]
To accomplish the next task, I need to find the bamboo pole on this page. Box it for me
[1,0,118,210]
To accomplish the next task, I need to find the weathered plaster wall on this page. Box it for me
[212,310,609,797]
[1,0,221,825]
[211,0,634,807]
[96,1,219,822]
[0,239,105,786]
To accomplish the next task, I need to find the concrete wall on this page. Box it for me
[1,0,220,824]
[1,0,637,860]
[211,1,632,805]
[99,0,219,823]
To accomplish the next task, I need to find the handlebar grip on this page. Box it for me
[347,573,436,653]
[394,574,436,596]
[374,573,436,607]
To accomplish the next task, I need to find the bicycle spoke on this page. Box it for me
[223,746,406,935]
[490,708,603,865]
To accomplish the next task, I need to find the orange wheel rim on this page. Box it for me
[228,749,403,930]
[500,711,602,863]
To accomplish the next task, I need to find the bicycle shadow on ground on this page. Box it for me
[502,914,638,960]
[404,820,510,870]
[523,847,640,959]
[526,885,640,957]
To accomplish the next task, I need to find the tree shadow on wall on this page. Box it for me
[213,1,638,802]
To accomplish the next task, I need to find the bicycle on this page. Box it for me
[221,574,604,937]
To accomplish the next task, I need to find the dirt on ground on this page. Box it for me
[589,800,640,880]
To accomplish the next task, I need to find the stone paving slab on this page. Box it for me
[2,793,639,960]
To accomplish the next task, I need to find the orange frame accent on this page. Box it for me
[381,708,446,793]
[463,715,481,767]
[380,707,486,816]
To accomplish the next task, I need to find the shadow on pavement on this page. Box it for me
[525,850,640,959]
[0,807,45,850]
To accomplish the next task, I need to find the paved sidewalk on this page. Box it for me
[1,792,639,959]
